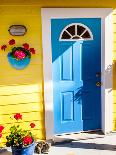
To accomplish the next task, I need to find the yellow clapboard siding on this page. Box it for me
[113,24,116,33]
[113,43,116,51]
[112,90,116,96]
[113,33,116,42]
[113,15,116,23]
[113,53,116,61]
[113,29,116,34]
[113,123,116,131]
[0,102,43,115]
[112,50,116,61]
[113,95,116,102]
[113,103,116,112]
[0,84,41,95]
[0,64,43,76]
[113,112,116,120]
[0,5,45,142]
[0,75,43,85]
[0,93,43,106]
[2,120,44,132]
[113,10,116,132]
[0,111,44,124]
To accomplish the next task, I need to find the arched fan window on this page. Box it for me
[59,23,93,41]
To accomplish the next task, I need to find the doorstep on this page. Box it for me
[53,130,105,144]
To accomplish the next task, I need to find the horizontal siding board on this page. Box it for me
[113,24,116,33]
[113,112,116,120]
[113,33,116,42]
[0,102,43,115]
[0,84,41,95]
[0,111,44,124]
[0,75,43,85]
[0,65,43,76]
[0,93,43,106]
[2,120,44,132]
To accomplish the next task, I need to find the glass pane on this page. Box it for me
[81,31,91,38]
[77,25,85,36]
[61,31,71,39]
[66,25,75,36]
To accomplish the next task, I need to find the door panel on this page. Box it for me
[51,18,101,134]
[61,91,74,121]
[61,47,73,81]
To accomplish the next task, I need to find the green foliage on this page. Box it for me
[9,47,31,59]
[6,125,33,147]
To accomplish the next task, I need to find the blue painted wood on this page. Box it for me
[62,92,74,121]
[7,52,30,70]
[62,47,73,80]
[51,18,101,134]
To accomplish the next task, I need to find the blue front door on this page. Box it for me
[51,18,101,134]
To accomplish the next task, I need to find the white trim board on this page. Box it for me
[41,8,113,139]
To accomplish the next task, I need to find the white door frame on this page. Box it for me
[41,8,113,140]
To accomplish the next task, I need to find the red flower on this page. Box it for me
[23,43,29,49]
[1,45,7,51]
[14,50,26,60]
[23,136,33,145]
[0,126,4,133]
[9,39,15,45]
[30,123,35,128]
[14,113,22,120]
[0,133,2,138]
[29,48,35,54]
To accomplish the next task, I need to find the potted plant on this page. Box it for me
[1,39,36,70]
[0,113,36,155]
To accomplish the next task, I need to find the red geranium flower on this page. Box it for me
[9,39,15,45]
[14,50,26,60]
[0,126,4,133]
[30,123,35,128]
[23,136,33,145]
[0,133,2,138]
[23,43,29,49]
[1,45,7,51]
[14,113,22,120]
[29,48,35,54]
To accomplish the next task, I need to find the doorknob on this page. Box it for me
[96,82,101,87]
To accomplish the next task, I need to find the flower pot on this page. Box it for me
[7,52,30,70]
[11,141,35,155]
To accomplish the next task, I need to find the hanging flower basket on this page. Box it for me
[1,39,36,70]
[7,51,31,70]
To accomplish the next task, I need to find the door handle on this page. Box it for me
[96,82,101,87]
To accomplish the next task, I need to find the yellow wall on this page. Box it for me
[113,10,116,130]
[0,6,45,145]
